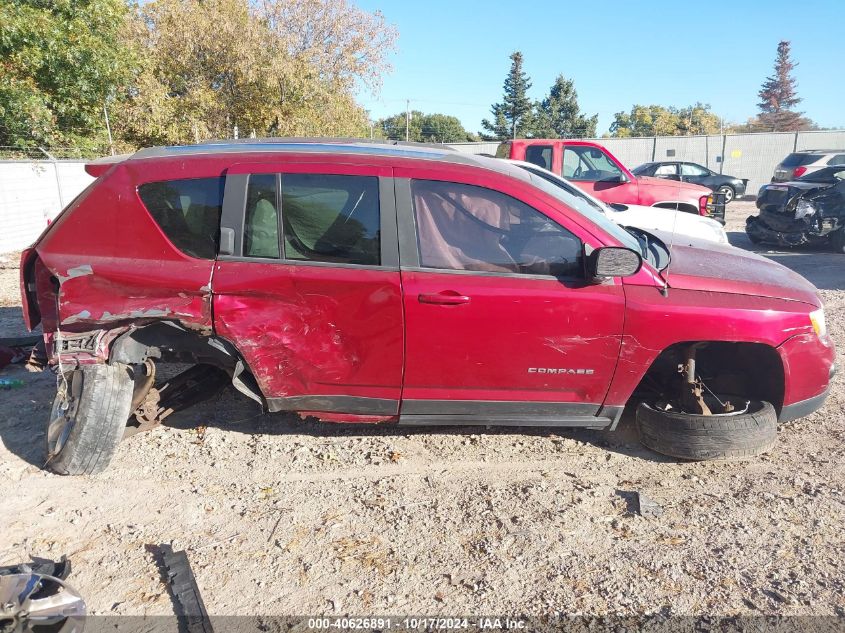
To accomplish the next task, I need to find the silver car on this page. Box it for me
[773,149,845,182]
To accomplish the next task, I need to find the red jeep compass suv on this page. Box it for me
[20,140,835,474]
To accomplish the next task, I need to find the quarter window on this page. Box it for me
[244,174,280,259]
[411,180,583,278]
[138,177,224,259]
[281,174,381,266]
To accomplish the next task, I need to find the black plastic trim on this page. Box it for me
[395,177,420,269]
[397,414,611,428]
[401,400,600,416]
[779,384,831,423]
[266,395,398,415]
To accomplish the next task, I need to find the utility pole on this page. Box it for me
[512,117,516,140]
[405,100,410,142]
[103,104,114,156]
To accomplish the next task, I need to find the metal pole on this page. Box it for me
[719,134,727,175]
[103,104,114,156]
[405,100,410,142]
[39,147,66,209]
[651,136,657,161]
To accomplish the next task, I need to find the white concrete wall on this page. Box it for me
[0,161,94,253]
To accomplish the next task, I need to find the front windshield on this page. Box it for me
[522,170,642,252]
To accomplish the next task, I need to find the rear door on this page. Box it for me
[213,162,404,417]
[562,144,639,204]
[394,165,625,425]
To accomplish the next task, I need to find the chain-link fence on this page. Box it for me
[446,130,845,194]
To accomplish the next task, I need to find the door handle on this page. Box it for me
[418,291,471,305]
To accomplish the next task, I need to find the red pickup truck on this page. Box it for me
[497,139,723,220]
[20,140,834,474]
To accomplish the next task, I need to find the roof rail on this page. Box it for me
[197,137,458,151]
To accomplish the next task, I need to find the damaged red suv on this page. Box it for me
[20,140,835,475]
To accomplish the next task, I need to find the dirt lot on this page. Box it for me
[1,201,843,618]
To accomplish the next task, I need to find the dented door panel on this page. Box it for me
[213,261,404,410]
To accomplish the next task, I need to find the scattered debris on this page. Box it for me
[634,492,664,518]
[0,557,84,633]
[160,544,213,633]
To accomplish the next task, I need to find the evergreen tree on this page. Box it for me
[481,51,534,140]
[534,75,597,138]
[756,40,806,131]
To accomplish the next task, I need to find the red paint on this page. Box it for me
[213,261,404,407]
[20,144,835,425]
[506,139,712,214]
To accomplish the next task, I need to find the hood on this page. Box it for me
[610,204,727,244]
[637,175,711,194]
[661,241,820,306]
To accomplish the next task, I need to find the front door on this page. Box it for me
[395,169,626,424]
[213,162,404,417]
[562,144,639,204]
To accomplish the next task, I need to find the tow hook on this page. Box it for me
[678,344,734,416]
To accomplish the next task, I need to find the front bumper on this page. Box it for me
[780,382,831,422]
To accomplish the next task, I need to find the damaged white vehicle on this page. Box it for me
[511,160,729,245]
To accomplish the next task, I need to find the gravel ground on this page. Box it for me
[0,202,843,618]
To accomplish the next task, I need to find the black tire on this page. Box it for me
[45,363,134,475]
[830,227,845,254]
[636,400,777,461]
[717,185,735,204]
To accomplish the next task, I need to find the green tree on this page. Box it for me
[481,51,535,140]
[534,74,597,138]
[754,40,813,131]
[609,103,722,137]
[0,0,135,150]
[117,0,396,148]
[378,111,475,143]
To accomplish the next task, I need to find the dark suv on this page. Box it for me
[20,140,835,474]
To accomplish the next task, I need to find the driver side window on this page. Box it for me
[562,146,624,182]
[411,180,583,278]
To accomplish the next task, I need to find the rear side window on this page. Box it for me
[282,174,380,266]
[138,177,224,259]
[244,174,280,259]
[781,153,821,167]
[411,180,583,278]
[524,145,553,171]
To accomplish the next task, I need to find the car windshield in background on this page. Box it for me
[524,171,642,253]
[797,166,845,183]
[781,153,823,167]
[631,164,650,175]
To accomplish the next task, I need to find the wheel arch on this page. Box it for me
[629,340,785,414]
[107,321,266,409]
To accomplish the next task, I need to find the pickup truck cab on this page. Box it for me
[20,140,834,474]
[497,139,724,221]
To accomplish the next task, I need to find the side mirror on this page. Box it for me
[599,173,627,184]
[588,247,642,279]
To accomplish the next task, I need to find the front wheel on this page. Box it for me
[636,399,777,461]
[45,363,134,475]
[717,185,735,204]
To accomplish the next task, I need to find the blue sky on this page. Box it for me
[355,0,845,135]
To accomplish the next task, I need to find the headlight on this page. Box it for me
[810,308,826,337]
[795,199,817,219]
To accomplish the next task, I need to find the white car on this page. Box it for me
[511,160,729,245]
